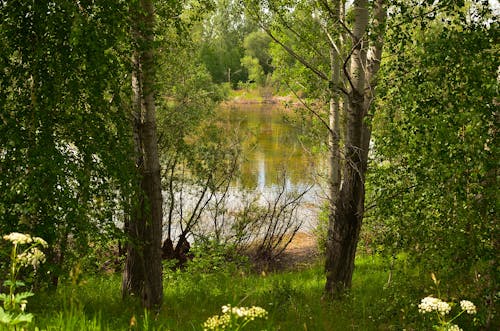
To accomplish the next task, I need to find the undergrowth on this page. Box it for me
[22,255,494,330]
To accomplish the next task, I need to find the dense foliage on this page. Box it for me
[367,2,498,325]
[0,0,134,281]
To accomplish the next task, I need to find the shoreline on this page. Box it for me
[224,90,301,107]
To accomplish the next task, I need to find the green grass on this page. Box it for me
[227,88,265,103]
[24,256,431,330]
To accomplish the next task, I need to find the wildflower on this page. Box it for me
[418,295,474,331]
[33,236,48,248]
[418,296,441,313]
[235,307,244,317]
[460,300,476,314]
[203,313,231,331]
[203,304,268,330]
[3,232,32,245]
[18,247,46,269]
[418,296,450,315]
[436,300,451,315]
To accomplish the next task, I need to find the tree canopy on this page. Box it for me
[0,0,134,282]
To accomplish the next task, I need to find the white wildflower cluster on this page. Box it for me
[3,232,48,270]
[221,304,268,320]
[203,313,231,330]
[446,324,463,331]
[418,296,451,315]
[3,232,47,248]
[33,236,48,247]
[17,247,46,269]
[203,304,268,330]
[3,232,32,245]
[460,300,477,315]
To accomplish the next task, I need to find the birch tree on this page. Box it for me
[247,0,387,297]
[324,0,387,296]
[122,0,164,309]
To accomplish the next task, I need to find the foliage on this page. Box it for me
[241,55,266,85]
[242,30,273,76]
[240,30,273,86]
[0,0,134,281]
[184,240,249,275]
[199,0,256,85]
[312,202,329,255]
[0,233,47,329]
[368,2,498,325]
[263,1,331,99]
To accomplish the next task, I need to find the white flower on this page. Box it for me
[418,296,441,313]
[18,247,46,269]
[3,232,33,245]
[460,300,476,314]
[436,300,451,315]
[446,324,462,331]
[234,307,244,317]
[418,296,450,315]
[33,236,48,248]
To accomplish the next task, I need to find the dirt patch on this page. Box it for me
[257,232,321,272]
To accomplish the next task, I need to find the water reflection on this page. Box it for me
[218,103,318,191]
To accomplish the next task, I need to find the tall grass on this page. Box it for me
[26,256,441,330]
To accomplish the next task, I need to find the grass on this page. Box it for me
[24,255,428,331]
[227,87,265,103]
[25,252,494,331]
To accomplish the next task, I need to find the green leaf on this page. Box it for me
[0,307,14,325]
[12,291,34,302]
[3,280,25,287]
[10,312,33,325]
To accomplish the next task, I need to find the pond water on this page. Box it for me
[218,103,321,192]
[162,103,324,241]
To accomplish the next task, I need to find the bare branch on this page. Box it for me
[316,0,355,39]
[261,24,331,82]
[278,15,330,64]
[283,80,333,135]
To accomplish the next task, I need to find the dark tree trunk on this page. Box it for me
[122,0,163,309]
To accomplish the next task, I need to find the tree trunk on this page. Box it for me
[324,0,386,297]
[324,0,343,295]
[325,93,366,294]
[253,0,387,299]
[122,0,163,309]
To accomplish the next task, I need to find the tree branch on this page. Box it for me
[262,24,331,83]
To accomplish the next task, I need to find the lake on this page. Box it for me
[218,103,321,192]
[163,102,324,242]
